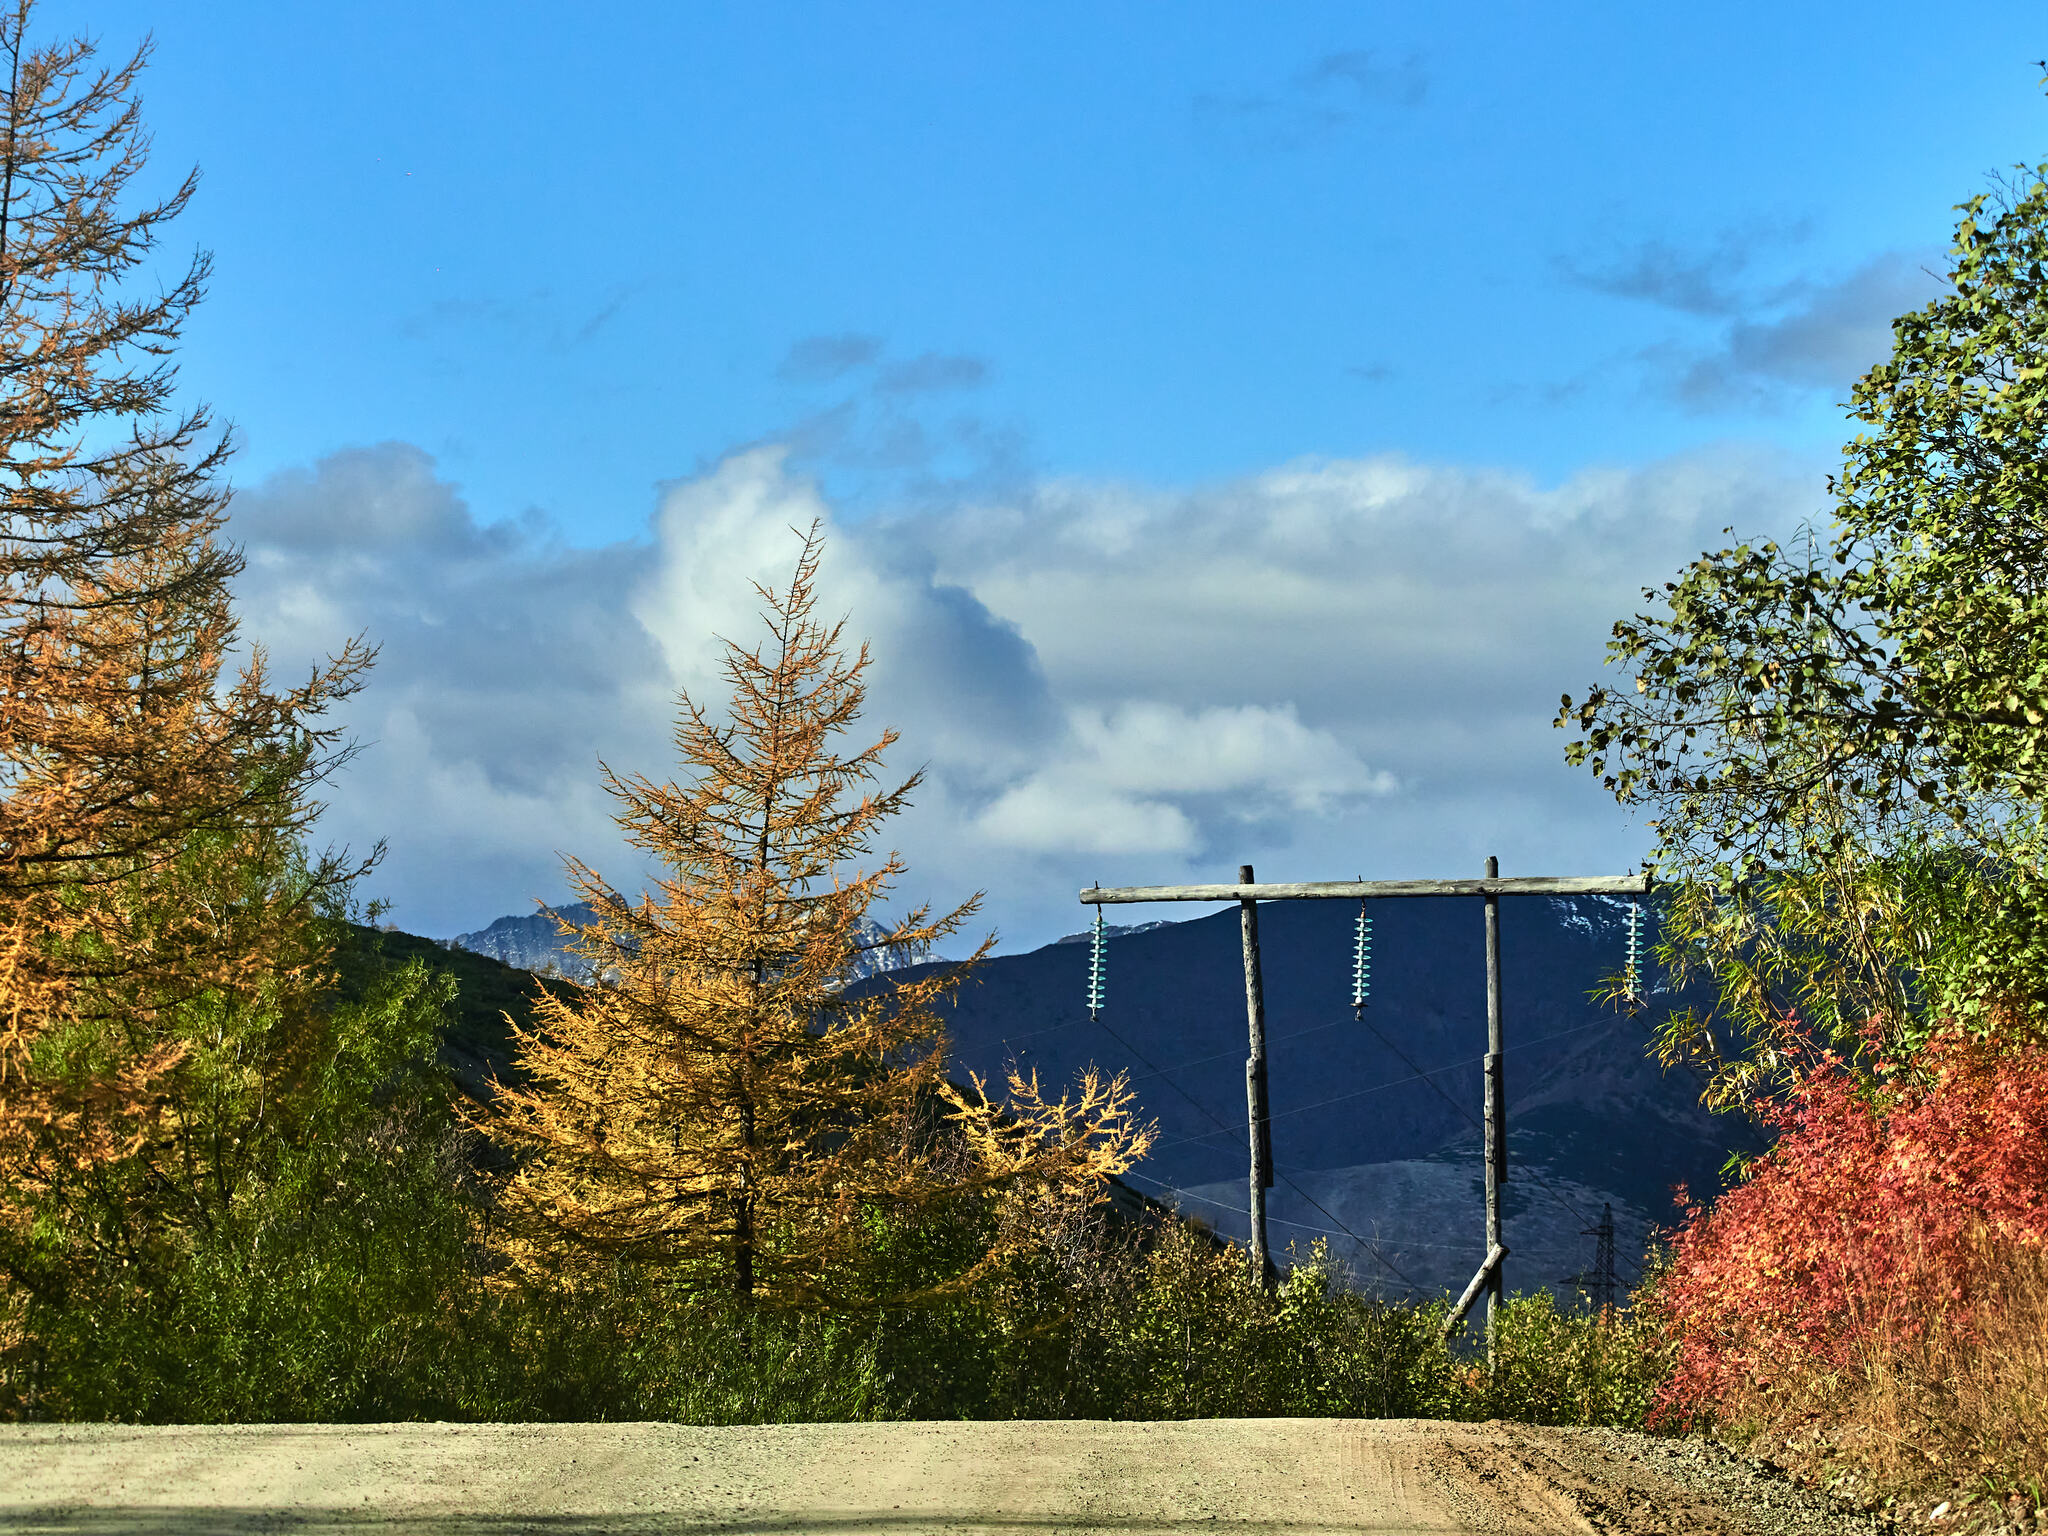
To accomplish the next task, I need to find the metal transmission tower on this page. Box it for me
[1567,1202,1619,1313]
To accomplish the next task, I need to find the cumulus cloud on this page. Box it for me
[230,439,1820,950]
[631,447,1058,787]
[976,702,1394,857]
[231,444,670,930]
[884,446,1819,939]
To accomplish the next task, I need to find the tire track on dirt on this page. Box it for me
[0,1418,1840,1534]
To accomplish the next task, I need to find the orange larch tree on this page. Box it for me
[484,525,1149,1307]
[0,0,370,1240]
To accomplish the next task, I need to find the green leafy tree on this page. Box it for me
[1559,166,2048,1104]
[5,935,474,1421]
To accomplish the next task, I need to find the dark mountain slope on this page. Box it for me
[345,922,1193,1242]
[398,890,1760,1299]
[886,892,1762,1298]
[339,924,569,1102]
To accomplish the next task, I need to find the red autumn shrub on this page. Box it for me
[1652,1027,2048,1430]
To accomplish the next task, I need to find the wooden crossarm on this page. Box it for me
[1078,874,1651,904]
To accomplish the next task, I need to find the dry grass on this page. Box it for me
[1875,1236,2048,1507]
[1734,1229,2048,1522]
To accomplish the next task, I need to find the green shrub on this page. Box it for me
[3,920,1675,1428]
[1476,1290,1672,1426]
[4,952,477,1423]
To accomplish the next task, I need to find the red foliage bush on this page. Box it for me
[1652,1027,2048,1428]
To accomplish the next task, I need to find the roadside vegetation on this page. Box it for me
[1559,158,2048,1519]
[0,4,2043,1523]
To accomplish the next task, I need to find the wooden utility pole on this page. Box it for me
[1078,860,1649,1369]
[1482,854,1506,1362]
[1239,864,1275,1289]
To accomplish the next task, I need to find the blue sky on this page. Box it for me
[51,2,2048,947]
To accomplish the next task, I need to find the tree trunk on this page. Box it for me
[734,1085,756,1301]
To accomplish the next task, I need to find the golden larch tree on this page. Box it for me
[485,526,1149,1306]
[0,1,369,1231]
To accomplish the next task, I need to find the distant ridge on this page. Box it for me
[446,903,603,977]
[1054,919,1174,945]
[447,902,942,982]
[866,891,1764,1303]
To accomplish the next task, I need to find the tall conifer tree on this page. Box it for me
[487,528,1148,1306]
[0,1,369,1237]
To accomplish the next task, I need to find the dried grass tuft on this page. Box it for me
[1717,1226,2048,1513]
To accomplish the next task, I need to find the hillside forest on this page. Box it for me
[0,4,2044,1523]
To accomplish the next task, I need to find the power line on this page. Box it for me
[1089,1009,1419,1289]
[1090,1003,1645,1278]
[1348,1008,1646,1279]
[982,1014,1090,1048]
[1084,1010,1423,1292]
[988,1011,1350,1069]
[1146,1017,1608,1155]
[976,967,1652,1284]
[1146,1062,1444,1154]
[1121,1016,1349,1084]
[1118,1170,1435,1298]
[1125,1173,1507,1256]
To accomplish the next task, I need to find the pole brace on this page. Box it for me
[1442,1243,1509,1340]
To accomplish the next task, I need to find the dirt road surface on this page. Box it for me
[0,1418,1871,1535]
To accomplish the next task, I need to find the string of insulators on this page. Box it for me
[1087,903,1107,1022]
[1351,898,1372,1019]
[1624,896,1643,1012]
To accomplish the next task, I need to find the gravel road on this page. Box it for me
[0,1418,1887,1535]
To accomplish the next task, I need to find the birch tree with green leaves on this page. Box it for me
[1559,167,2048,1106]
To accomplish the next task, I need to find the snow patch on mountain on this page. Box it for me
[447,902,940,982]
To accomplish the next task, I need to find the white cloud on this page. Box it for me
[230,444,669,929]
[229,438,1821,950]
[978,780,1196,857]
[633,446,1059,789]
[975,701,1394,856]
[1072,701,1393,807]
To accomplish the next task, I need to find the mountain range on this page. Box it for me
[884,890,1760,1305]
[448,902,939,982]
[436,890,1761,1305]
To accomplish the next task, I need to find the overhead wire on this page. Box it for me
[1117,1171,1438,1298]
[1082,1008,1424,1292]
[1037,910,1659,1287]
[1346,1006,1648,1278]
[1118,1005,1644,1277]
[1120,1016,1348,1084]
[1124,1172,1508,1256]
[987,1006,1351,1059]
[1145,1016,1610,1155]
